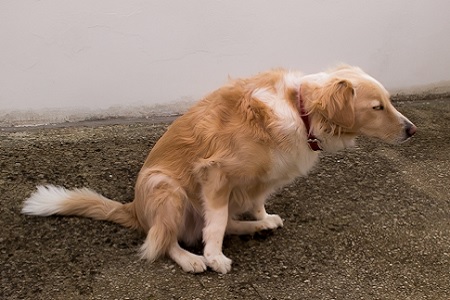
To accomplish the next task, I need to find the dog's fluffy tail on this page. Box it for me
[22,185,140,230]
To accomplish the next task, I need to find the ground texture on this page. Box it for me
[1,99,449,300]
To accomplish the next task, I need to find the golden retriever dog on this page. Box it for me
[22,65,416,274]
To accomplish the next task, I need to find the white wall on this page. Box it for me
[1,0,450,125]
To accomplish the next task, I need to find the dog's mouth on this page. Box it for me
[362,121,417,145]
[398,134,414,144]
[389,131,416,145]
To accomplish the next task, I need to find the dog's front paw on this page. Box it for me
[205,253,232,274]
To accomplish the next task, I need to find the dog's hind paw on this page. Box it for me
[168,244,207,273]
[264,214,283,229]
[179,255,207,273]
[205,253,232,274]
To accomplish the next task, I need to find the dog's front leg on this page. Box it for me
[199,164,233,274]
[203,200,232,274]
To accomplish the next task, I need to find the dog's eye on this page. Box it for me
[372,105,384,110]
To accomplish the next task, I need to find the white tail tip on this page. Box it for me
[22,185,69,216]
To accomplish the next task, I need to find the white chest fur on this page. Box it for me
[252,71,320,186]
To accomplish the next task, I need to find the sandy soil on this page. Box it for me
[1,99,449,300]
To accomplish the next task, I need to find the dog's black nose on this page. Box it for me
[405,122,417,137]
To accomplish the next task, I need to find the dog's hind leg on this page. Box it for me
[135,171,200,271]
[137,180,207,272]
[167,243,207,273]
[226,196,283,235]
[226,215,283,235]
[140,207,207,273]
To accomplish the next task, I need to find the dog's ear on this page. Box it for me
[316,78,355,128]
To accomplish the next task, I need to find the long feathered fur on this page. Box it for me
[22,65,416,274]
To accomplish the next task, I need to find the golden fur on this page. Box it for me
[23,65,416,274]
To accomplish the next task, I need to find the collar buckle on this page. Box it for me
[307,138,322,151]
[298,86,323,151]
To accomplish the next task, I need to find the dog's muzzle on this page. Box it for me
[402,121,417,142]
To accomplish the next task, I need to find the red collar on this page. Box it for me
[297,86,322,151]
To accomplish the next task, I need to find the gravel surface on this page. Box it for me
[1,99,449,300]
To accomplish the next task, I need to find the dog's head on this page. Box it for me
[302,66,416,148]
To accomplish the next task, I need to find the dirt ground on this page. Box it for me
[1,99,449,300]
